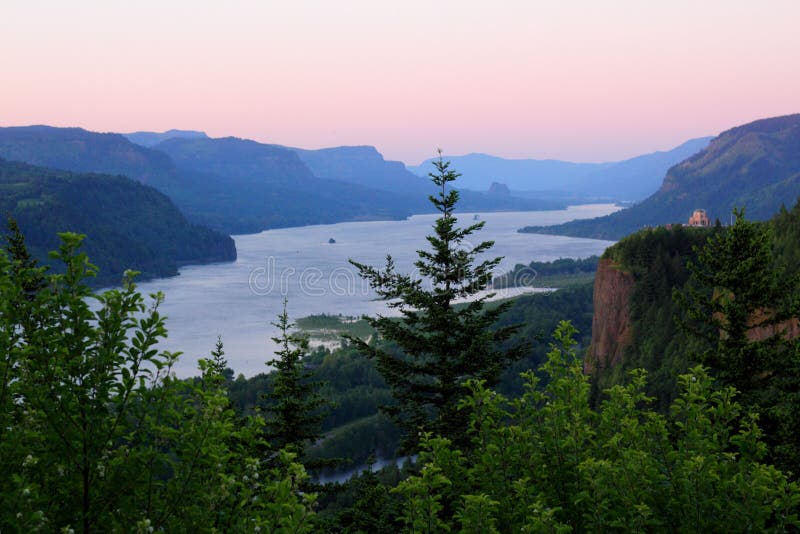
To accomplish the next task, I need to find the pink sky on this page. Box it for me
[1,0,799,165]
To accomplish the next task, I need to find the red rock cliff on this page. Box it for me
[584,258,635,375]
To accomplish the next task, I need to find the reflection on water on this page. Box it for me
[130,204,619,377]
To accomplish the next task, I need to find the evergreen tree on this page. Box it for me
[348,153,523,449]
[3,217,46,339]
[675,209,800,474]
[5,217,39,277]
[262,300,331,465]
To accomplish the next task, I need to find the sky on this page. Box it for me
[1,0,799,165]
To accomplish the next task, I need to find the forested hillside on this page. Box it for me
[0,158,235,286]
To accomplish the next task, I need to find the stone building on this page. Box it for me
[688,209,710,227]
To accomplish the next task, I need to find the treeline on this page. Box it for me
[492,255,599,289]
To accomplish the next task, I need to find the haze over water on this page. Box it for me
[134,204,619,377]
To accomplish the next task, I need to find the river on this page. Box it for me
[129,204,619,377]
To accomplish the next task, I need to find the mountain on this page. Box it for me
[0,126,563,236]
[407,138,711,202]
[520,115,800,240]
[0,158,235,286]
[577,137,712,200]
[408,153,604,192]
[123,129,209,147]
[155,137,564,226]
[0,127,413,234]
[288,145,431,194]
[0,125,184,188]
[152,136,416,231]
[283,144,563,211]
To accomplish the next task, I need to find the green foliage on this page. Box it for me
[295,314,375,340]
[495,283,594,397]
[772,200,800,276]
[676,209,800,474]
[262,301,333,469]
[492,255,599,289]
[394,322,800,532]
[316,458,408,533]
[0,234,315,532]
[348,156,523,449]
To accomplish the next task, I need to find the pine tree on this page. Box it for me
[675,209,800,473]
[675,210,797,391]
[262,300,331,464]
[4,216,45,297]
[348,153,523,449]
[3,217,46,340]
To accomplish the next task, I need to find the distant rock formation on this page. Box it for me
[487,182,511,196]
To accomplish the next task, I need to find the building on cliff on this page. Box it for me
[688,209,710,227]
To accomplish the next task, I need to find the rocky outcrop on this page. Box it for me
[584,258,635,374]
[488,182,511,196]
[748,318,800,341]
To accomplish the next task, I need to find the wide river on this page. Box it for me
[131,204,619,377]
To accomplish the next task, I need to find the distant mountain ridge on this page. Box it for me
[123,129,208,147]
[280,143,557,211]
[0,127,412,233]
[407,137,712,201]
[0,127,557,238]
[288,145,430,194]
[520,114,800,239]
[408,153,604,192]
[0,126,182,187]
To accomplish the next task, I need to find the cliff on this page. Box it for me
[584,208,800,407]
[584,225,712,407]
[584,259,634,374]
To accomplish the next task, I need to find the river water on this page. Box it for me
[130,204,619,377]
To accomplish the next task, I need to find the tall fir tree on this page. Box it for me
[3,216,46,339]
[348,153,523,449]
[675,209,800,474]
[262,300,331,466]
